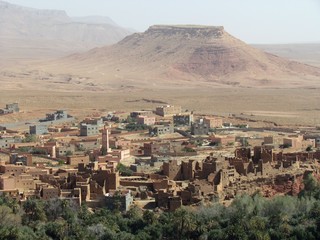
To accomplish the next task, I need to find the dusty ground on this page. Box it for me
[0,41,319,129]
[0,87,319,127]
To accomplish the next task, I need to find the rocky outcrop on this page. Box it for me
[145,25,225,38]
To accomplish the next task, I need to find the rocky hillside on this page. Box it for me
[0,1,131,61]
[63,25,320,88]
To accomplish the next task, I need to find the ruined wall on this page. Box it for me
[163,160,182,181]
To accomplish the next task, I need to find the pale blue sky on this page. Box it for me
[4,0,320,44]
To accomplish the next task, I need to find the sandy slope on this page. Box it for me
[44,25,320,89]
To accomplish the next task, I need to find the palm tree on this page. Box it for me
[173,208,196,240]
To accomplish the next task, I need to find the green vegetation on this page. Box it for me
[57,160,65,165]
[101,146,107,156]
[1,174,320,239]
[17,147,47,155]
[182,147,196,152]
[22,134,37,143]
[241,138,249,147]
[190,138,203,147]
[125,123,149,132]
[209,128,217,133]
[17,146,32,153]
[234,124,248,129]
[77,145,86,152]
[32,148,48,155]
[117,163,133,176]
[65,150,73,156]
[124,116,136,124]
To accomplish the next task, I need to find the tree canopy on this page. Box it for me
[1,174,320,239]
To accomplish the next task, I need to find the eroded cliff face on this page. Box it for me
[145,25,225,38]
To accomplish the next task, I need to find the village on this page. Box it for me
[1,103,320,212]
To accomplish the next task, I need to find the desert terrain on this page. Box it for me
[1,2,320,128]
[1,87,320,127]
[0,1,131,67]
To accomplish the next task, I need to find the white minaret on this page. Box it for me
[102,125,111,154]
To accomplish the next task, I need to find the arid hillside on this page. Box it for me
[2,24,320,91]
[45,25,320,89]
[1,24,320,127]
[0,1,131,64]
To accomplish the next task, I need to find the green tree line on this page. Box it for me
[1,174,320,239]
